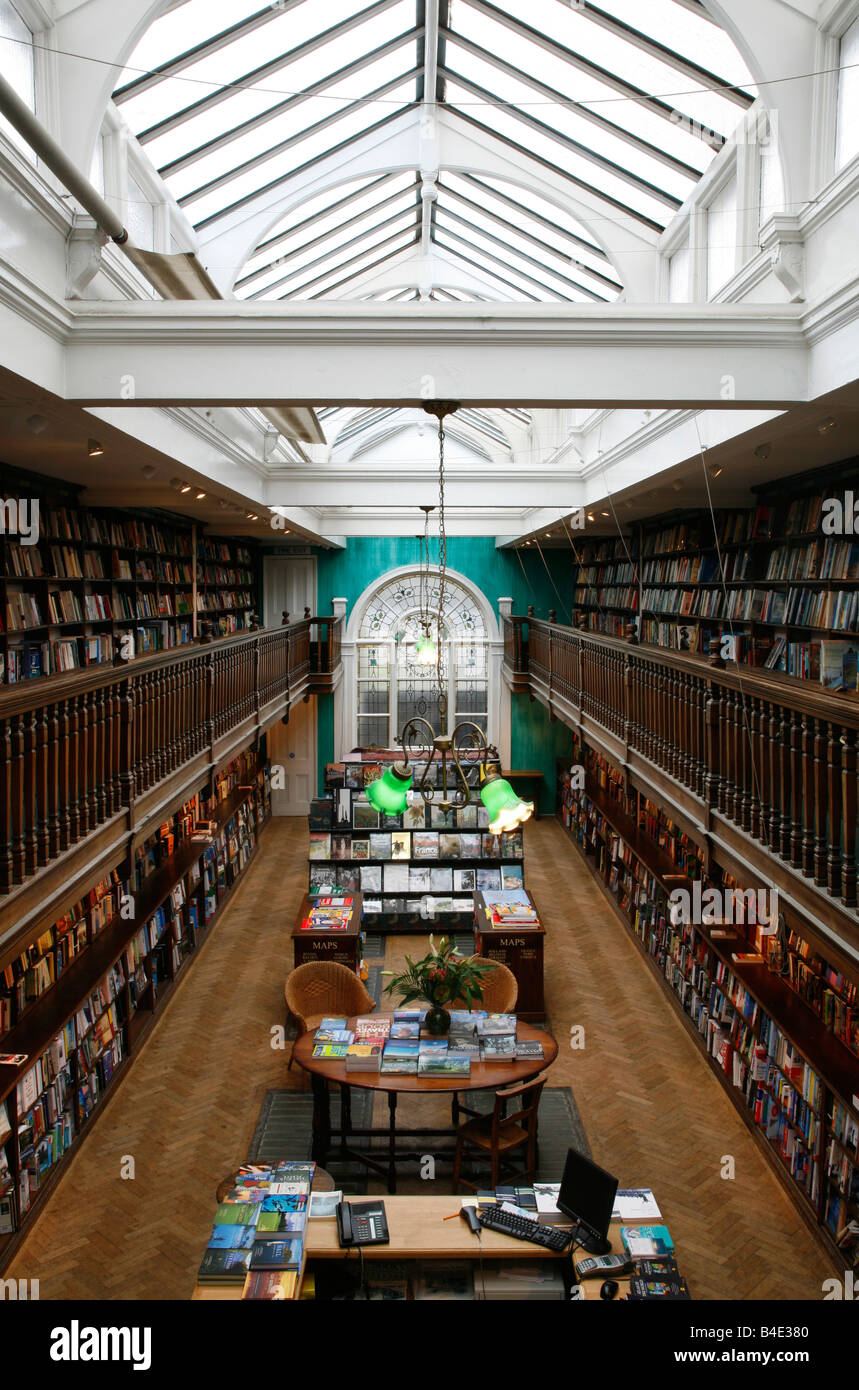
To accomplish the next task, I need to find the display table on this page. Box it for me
[473,890,545,1020]
[192,1198,645,1300]
[293,1013,558,1192]
[291,892,362,972]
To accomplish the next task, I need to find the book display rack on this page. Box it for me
[0,749,272,1264]
[310,753,526,933]
[556,745,859,1269]
[0,466,261,684]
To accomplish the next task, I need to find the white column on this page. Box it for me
[495,598,513,767]
[331,597,350,759]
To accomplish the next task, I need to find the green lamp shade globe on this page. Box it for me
[480,774,534,835]
[366,764,413,815]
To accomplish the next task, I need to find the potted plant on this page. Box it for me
[383,935,496,1035]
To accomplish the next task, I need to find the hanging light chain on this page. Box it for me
[436,412,448,720]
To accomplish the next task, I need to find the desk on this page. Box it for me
[293,1014,558,1192]
[192,1199,638,1300]
[473,889,545,1019]
[291,892,362,973]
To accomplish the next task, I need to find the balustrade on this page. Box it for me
[0,618,340,896]
[502,615,859,918]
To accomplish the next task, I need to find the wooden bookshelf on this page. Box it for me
[0,464,261,683]
[311,757,526,933]
[556,751,859,1268]
[0,751,272,1268]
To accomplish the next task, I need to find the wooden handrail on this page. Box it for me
[0,617,341,898]
[502,614,859,923]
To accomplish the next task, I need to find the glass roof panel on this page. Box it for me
[115,0,758,298]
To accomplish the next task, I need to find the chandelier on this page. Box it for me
[366,402,534,835]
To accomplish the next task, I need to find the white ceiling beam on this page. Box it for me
[64,301,808,409]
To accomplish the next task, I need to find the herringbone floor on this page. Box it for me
[6,817,836,1299]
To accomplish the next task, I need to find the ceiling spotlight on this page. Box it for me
[88,439,104,457]
[247,512,257,520]
[26,413,48,435]
[587,513,595,522]
[141,465,156,479]
[545,532,552,538]
[196,491,206,500]
[601,510,610,517]
[672,482,683,492]
[180,483,192,494]
[708,464,723,479]
[817,418,836,434]
[754,443,772,461]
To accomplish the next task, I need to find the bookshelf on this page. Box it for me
[556,744,859,1267]
[563,458,859,691]
[0,748,272,1264]
[0,467,261,684]
[312,755,526,933]
[196,537,258,638]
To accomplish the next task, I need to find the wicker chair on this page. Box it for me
[284,961,376,1069]
[451,958,518,1013]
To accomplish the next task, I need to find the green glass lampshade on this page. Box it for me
[480,768,534,835]
[366,762,413,815]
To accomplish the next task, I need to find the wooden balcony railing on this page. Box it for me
[0,617,340,905]
[502,615,859,937]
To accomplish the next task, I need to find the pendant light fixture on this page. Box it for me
[366,402,534,831]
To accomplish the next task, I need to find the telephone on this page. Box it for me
[336,1200,389,1248]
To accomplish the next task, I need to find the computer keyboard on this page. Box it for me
[477,1206,573,1251]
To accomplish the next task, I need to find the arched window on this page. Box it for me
[355,571,489,746]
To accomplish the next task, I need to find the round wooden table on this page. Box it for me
[294,1015,558,1192]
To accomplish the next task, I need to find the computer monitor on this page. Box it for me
[556,1148,619,1255]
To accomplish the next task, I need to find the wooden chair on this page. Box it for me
[284,961,375,1069]
[450,959,518,1122]
[452,1077,546,1193]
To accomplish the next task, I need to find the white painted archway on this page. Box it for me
[335,563,509,766]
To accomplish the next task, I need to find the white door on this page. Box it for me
[263,556,317,816]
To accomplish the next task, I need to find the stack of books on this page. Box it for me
[302,897,353,931]
[197,1160,315,1298]
[311,1018,354,1059]
[482,892,540,929]
[477,1013,518,1061]
[345,1015,391,1072]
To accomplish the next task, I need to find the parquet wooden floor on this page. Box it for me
[7,816,837,1300]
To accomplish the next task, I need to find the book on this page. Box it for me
[345,1042,383,1071]
[612,1189,662,1222]
[391,832,411,859]
[207,1223,257,1249]
[248,1234,303,1271]
[389,1021,420,1039]
[478,1013,517,1035]
[621,1224,675,1257]
[514,1040,544,1059]
[369,833,392,860]
[481,1034,517,1060]
[382,1039,420,1058]
[354,1015,391,1039]
[380,1058,419,1074]
[412,832,439,860]
[313,1029,354,1045]
[311,1042,351,1059]
[197,1248,252,1283]
[308,833,331,860]
[628,1276,690,1300]
[454,868,477,892]
[242,1270,299,1300]
[318,1017,348,1031]
[418,1053,471,1076]
[383,863,410,893]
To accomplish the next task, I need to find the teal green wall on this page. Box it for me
[510,698,576,813]
[316,692,334,796]
[315,537,572,794]
[316,536,567,621]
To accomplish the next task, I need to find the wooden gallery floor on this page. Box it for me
[8,818,836,1301]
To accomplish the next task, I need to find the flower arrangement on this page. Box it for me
[383,935,496,1034]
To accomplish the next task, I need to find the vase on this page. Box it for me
[424,1004,451,1036]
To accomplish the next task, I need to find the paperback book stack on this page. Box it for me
[196,1160,315,1298]
[300,897,353,931]
[311,1018,355,1060]
[346,1015,391,1072]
